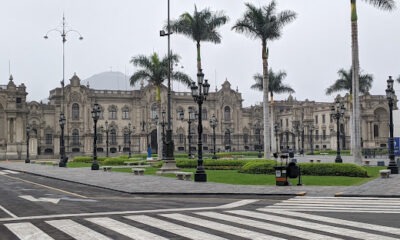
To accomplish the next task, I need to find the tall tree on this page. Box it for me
[232,1,296,158]
[130,52,192,102]
[350,0,395,164]
[325,68,373,95]
[169,5,228,72]
[251,69,295,101]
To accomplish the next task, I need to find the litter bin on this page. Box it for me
[274,166,289,186]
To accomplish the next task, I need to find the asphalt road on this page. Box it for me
[1,171,400,239]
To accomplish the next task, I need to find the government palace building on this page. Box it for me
[0,73,393,160]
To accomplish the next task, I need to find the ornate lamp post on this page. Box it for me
[274,123,280,153]
[104,121,109,157]
[25,125,31,163]
[209,114,218,159]
[44,15,83,167]
[128,123,132,158]
[190,69,210,182]
[58,114,66,167]
[310,124,315,155]
[331,98,345,163]
[91,103,101,170]
[386,76,399,174]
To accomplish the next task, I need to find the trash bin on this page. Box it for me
[274,166,289,186]
[287,162,299,179]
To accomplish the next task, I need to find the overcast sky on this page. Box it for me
[1,0,399,107]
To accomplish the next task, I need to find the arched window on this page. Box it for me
[151,103,158,120]
[122,106,130,119]
[110,129,117,145]
[224,106,231,121]
[72,103,79,120]
[224,129,231,145]
[202,108,208,120]
[72,129,79,145]
[109,106,117,120]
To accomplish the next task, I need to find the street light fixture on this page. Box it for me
[104,121,109,157]
[44,15,83,167]
[128,123,133,158]
[386,76,399,174]
[190,69,210,182]
[274,123,280,154]
[91,103,101,170]
[209,114,218,159]
[25,125,31,163]
[331,98,345,163]
[310,124,315,155]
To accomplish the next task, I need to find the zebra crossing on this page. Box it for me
[3,196,400,240]
[0,170,19,175]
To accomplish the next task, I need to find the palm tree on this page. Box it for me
[325,68,373,96]
[349,0,395,164]
[130,52,192,102]
[232,1,296,158]
[251,69,295,101]
[396,75,400,84]
[169,5,228,72]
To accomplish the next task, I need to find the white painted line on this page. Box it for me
[125,215,227,240]
[195,211,342,240]
[161,213,285,240]
[87,217,168,240]
[0,204,18,218]
[0,171,8,175]
[3,170,19,174]
[265,209,400,235]
[5,222,54,240]
[283,199,400,205]
[262,207,400,213]
[274,203,400,208]
[218,199,260,208]
[293,196,400,200]
[265,205,400,211]
[0,199,257,222]
[46,219,111,240]
[228,210,399,240]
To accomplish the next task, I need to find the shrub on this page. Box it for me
[102,157,127,166]
[299,163,368,177]
[176,159,266,170]
[72,156,107,163]
[239,160,277,174]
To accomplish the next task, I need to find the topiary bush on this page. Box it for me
[239,160,277,174]
[176,159,269,170]
[72,156,107,163]
[299,163,368,177]
[102,157,127,166]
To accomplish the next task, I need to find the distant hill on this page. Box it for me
[82,71,139,90]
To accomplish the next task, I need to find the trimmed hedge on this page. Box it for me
[239,160,277,174]
[176,159,263,170]
[298,163,367,177]
[72,156,107,163]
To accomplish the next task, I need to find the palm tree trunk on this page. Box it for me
[351,0,362,164]
[197,41,201,72]
[262,43,271,159]
[270,92,277,153]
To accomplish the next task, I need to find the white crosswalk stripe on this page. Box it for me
[265,196,400,213]
[0,170,19,175]
[3,201,400,240]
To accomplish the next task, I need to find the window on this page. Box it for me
[110,129,117,145]
[122,107,129,119]
[374,124,379,138]
[315,115,318,124]
[72,103,79,120]
[322,114,326,124]
[124,132,130,145]
[202,108,208,120]
[243,134,249,144]
[315,130,319,140]
[322,130,326,140]
[45,134,53,144]
[97,133,103,144]
[179,134,184,143]
[224,106,231,121]
[224,129,231,145]
[203,134,208,143]
[286,119,288,127]
[108,106,117,119]
[72,129,79,146]
[151,104,158,120]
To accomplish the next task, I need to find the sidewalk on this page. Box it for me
[0,161,399,197]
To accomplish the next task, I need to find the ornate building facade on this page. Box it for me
[0,73,392,160]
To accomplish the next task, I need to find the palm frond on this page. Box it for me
[363,0,396,10]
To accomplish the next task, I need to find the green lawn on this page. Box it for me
[66,162,386,186]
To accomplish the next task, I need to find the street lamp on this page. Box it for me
[58,114,66,167]
[44,15,83,168]
[274,123,280,154]
[386,76,399,174]
[128,123,133,158]
[91,103,101,170]
[331,98,345,163]
[310,124,315,155]
[179,109,195,158]
[104,121,109,157]
[209,114,218,159]
[25,125,31,163]
[159,0,176,163]
[190,69,210,182]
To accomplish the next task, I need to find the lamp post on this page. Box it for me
[310,124,315,155]
[190,69,210,182]
[104,121,109,157]
[300,123,305,154]
[386,76,399,174]
[159,0,176,163]
[160,110,167,158]
[91,103,100,170]
[45,15,83,167]
[209,114,218,159]
[25,125,31,163]
[128,123,132,158]
[179,109,195,158]
[331,98,345,163]
[274,123,280,154]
